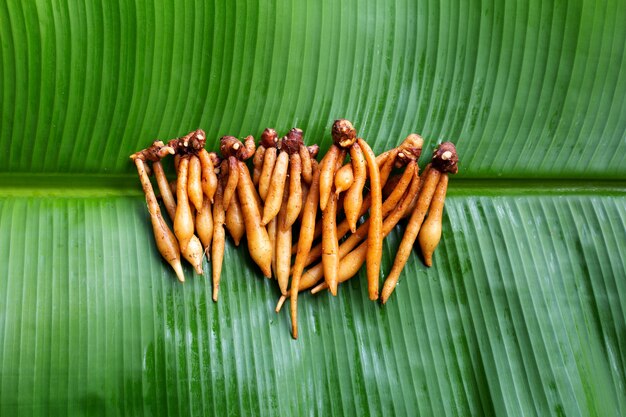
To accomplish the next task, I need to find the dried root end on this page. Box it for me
[242,135,256,159]
[310,282,326,294]
[261,128,279,148]
[307,144,320,158]
[332,119,357,148]
[394,134,424,167]
[208,152,222,167]
[220,136,241,158]
[167,130,206,155]
[220,135,256,160]
[275,295,287,313]
[130,140,176,162]
[287,128,303,142]
[431,142,458,174]
[280,128,304,155]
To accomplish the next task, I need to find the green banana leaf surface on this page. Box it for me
[1,0,625,416]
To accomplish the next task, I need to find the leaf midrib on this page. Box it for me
[0,174,625,198]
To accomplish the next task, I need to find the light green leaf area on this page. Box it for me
[1,193,625,416]
[1,0,625,416]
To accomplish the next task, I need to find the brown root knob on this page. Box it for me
[241,135,256,160]
[186,129,206,153]
[287,128,303,142]
[307,144,320,158]
[394,134,424,167]
[280,128,304,155]
[431,142,459,174]
[220,135,256,160]
[261,128,279,148]
[129,140,175,162]
[164,129,205,155]
[220,136,240,158]
[331,119,357,148]
[208,152,221,167]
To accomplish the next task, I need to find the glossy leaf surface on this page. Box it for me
[1,0,625,416]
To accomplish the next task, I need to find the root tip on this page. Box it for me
[172,262,185,283]
[262,265,272,279]
[275,295,287,312]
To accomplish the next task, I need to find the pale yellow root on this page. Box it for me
[237,161,273,277]
[418,174,448,267]
[152,161,177,221]
[319,145,341,211]
[222,157,240,210]
[196,197,213,252]
[225,194,245,246]
[174,157,204,274]
[198,149,218,203]
[298,182,309,224]
[252,145,266,186]
[284,153,302,228]
[299,144,313,184]
[267,217,277,278]
[403,165,430,218]
[174,157,194,245]
[344,143,366,233]
[261,151,289,225]
[275,295,287,313]
[212,182,226,301]
[275,194,292,295]
[135,159,184,283]
[358,138,383,301]
[308,169,421,294]
[181,235,204,275]
[322,185,339,296]
[380,168,441,304]
[334,151,391,194]
[313,161,417,266]
[289,161,320,337]
[258,147,277,201]
[302,156,398,267]
[188,155,204,211]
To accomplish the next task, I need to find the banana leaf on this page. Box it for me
[1,0,625,415]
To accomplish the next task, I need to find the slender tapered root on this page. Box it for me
[419,173,449,266]
[318,145,341,211]
[262,151,289,225]
[358,138,383,301]
[276,295,287,313]
[380,168,440,304]
[289,161,320,338]
[153,161,177,221]
[344,143,366,233]
[172,260,185,283]
[237,161,273,278]
[259,147,277,201]
[134,159,185,283]
[212,182,226,301]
